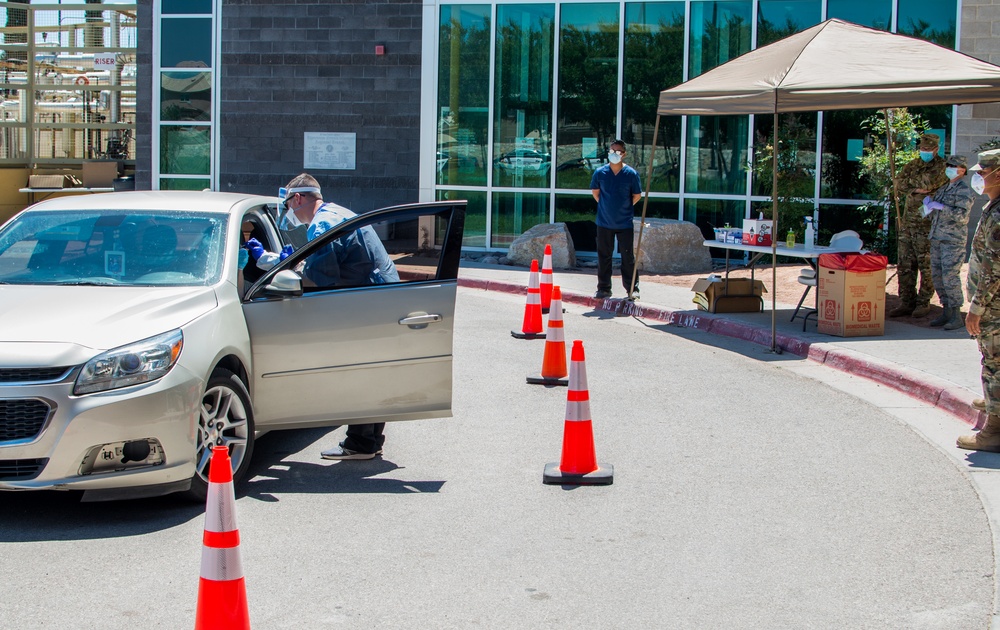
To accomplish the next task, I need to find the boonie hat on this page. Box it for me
[918,133,940,149]
[945,154,968,169]
[970,148,1000,172]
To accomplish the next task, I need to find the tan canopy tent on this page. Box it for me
[636,18,1000,351]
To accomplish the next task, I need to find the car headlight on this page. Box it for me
[74,330,184,395]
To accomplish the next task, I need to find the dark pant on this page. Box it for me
[342,423,386,454]
[596,226,637,294]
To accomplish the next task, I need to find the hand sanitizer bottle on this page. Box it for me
[804,218,815,249]
[786,229,795,248]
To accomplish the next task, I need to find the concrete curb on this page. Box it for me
[459,277,986,429]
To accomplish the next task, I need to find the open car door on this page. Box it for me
[241,201,465,429]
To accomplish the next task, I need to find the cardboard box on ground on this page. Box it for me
[691,277,767,313]
[816,253,887,337]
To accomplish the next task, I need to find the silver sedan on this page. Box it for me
[0,191,466,501]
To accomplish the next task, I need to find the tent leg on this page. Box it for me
[769,112,780,353]
[629,115,660,300]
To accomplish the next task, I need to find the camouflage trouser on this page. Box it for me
[968,254,981,304]
[897,215,934,307]
[979,320,1000,416]
[930,239,966,307]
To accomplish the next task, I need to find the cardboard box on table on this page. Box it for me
[742,219,773,246]
[691,277,766,313]
[816,253,888,337]
[82,161,119,188]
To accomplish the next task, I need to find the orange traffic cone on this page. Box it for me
[527,285,568,386]
[543,340,613,485]
[511,259,545,339]
[540,244,554,314]
[195,446,250,630]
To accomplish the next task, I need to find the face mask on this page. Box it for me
[608,152,622,165]
[945,167,959,180]
[237,248,249,270]
[919,151,935,162]
[972,172,987,195]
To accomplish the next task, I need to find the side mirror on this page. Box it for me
[262,269,302,297]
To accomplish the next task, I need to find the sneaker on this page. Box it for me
[321,445,382,460]
[594,290,612,299]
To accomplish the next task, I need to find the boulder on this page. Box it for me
[507,223,577,269]
[633,218,712,275]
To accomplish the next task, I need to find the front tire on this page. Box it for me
[185,367,255,502]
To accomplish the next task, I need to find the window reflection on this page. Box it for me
[161,72,211,122]
[493,5,555,189]
[684,197,746,249]
[491,192,548,248]
[688,1,752,78]
[160,125,210,175]
[897,0,957,47]
[756,0,820,47]
[686,115,749,195]
[160,19,212,68]
[624,3,685,193]
[555,3,619,190]
[438,189,488,248]
[437,5,490,187]
[825,0,890,30]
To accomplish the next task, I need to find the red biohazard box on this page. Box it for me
[741,219,773,246]
[816,253,888,337]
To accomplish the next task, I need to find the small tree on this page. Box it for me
[854,108,929,263]
[749,114,816,238]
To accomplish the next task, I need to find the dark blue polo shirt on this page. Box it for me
[590,164,643,229]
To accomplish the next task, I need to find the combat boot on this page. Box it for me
[911,303,931,318]
[958,414,1000,452]
[929,305,950,327]
[943,307,965,331]
[889,303,915,317]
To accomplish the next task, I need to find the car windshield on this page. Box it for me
[0,210,227,286]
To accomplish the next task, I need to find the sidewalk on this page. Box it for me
[458,261,986,428]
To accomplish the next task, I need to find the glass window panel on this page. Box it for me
[751,113,818,233]
[160,125,210,175]
[820,109,877,200]
[554,193,598,251]
[688,1,752,79]
[825,0,890,30]
[685,115,749,194]
[555,3,619,190]
[493,4,555,189]
[161,72,211,122]
[756,0,821,47]
[160,177,211,191]
[818,202,890,256]
[897,0,956,47]
[437,188,488,248]
[162,0,213,14]
[160,18,212,68]
[624,3,685,193]
[684,198,746,255]
[437,5,490,187]
[491,191,549,248]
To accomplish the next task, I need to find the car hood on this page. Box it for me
[0,285,219,360]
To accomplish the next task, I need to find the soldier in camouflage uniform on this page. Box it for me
[890,133,949,319]
[958,149,1000,452]
[927,154,977,330]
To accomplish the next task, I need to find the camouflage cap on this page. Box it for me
[971,148,1000,172]
[945,154,968,169]
[918,133,940,149]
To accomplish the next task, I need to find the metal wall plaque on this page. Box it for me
[303,132,356,170]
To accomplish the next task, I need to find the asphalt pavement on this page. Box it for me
[459,260,1000,628]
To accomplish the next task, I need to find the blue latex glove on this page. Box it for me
[246,238,265,260]
[279,244,294,261]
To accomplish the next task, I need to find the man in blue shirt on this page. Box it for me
[590,139,643,299]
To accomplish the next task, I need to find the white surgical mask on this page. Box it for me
[608,151,622,165]
[973,172,988,195]
[945,167,959,180]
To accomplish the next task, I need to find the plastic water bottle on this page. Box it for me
[786,229,795,248]
[804,218,815,249]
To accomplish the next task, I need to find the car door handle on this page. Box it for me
[398,313,442,328]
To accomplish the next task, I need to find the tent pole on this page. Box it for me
[770,111,779,353]
[884,109,902,232]
[630,114,660,299]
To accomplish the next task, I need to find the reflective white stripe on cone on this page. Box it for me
[540,244,554,313]
[527,285,568,386]
[195,445,250,630]
[543,340,613,485]
[512,259,544,339]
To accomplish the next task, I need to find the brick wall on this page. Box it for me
[958,0,1000,158]
[217,0,423,212]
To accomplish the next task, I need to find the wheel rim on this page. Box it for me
[196,383,250,483]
